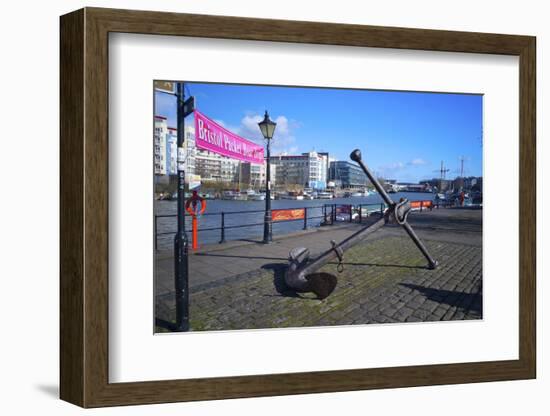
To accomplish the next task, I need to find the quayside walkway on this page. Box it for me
[155,208,482,331]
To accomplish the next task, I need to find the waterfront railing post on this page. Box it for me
[303,207,308,230]
[380,203,384,216]
[349,204,353,223]
[420,201,423,212]
[359,204,362,223]
[219,212,226,244]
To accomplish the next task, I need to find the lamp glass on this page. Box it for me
[258,111,276,140]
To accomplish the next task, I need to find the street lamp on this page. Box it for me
[258,110,276,243]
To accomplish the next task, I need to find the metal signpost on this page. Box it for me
[153,80,176,94]
[173,83,194,332]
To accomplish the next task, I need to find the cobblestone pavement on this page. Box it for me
[155,222,367,295]
[155,208,482,331]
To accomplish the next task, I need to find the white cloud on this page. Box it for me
[377,158,432,181]
[287,146,299,154]
[379,162,405,171]
[216,112,300,155]
[376,161,406,179]
[408,158,427,166]
[238,114,264,142]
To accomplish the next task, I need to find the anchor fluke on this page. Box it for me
[285,247,312,292]
[306,273,338,300]
[285,247,338,298]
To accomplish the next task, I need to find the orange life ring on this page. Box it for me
[185,195,207,216]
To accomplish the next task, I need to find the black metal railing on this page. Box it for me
[153,201,440,250]
[155,205,330,250]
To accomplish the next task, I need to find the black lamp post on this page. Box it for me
[258,110,276,244]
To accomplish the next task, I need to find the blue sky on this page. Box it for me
[155,82,482,182]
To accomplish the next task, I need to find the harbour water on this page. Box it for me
[154,192,434,249]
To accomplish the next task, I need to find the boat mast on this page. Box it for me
[439,160,450,192]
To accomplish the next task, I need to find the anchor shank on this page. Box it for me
[298,215,387,277]
[350,148,438,269]
[350,150,395,208]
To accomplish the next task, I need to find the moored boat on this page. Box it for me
[280,191,304,200]
[317,191,334,199]
[247,191,266,201]
[222,191,247,201]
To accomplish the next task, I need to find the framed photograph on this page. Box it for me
[60,7,536,408]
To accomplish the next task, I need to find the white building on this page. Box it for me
[262,163,277,187]
[271,151,328,189]
[308,151,328,186]
[184,125,196,176]
[240,162,274,188]
[166,127,177,175]
[184,125,241,182]
[157,122,271,186]
[154,116,168,175]
[194,151,240,182]
[154,116,178,176]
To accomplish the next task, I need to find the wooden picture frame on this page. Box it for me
[60,7,536,408]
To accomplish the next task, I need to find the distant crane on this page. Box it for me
[439,160,450,191]
[454,156,470,191]
[459,156,466,178]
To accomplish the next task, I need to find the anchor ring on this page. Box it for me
[394,198,411,225]
[330,240,345,273]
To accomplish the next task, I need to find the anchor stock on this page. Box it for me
[351,149,439,270]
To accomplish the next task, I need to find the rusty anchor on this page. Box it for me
[285,148,439,299]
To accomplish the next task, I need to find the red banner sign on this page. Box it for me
[410,200,433,209]
[272,208,305,222]
[194,110,265,164]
